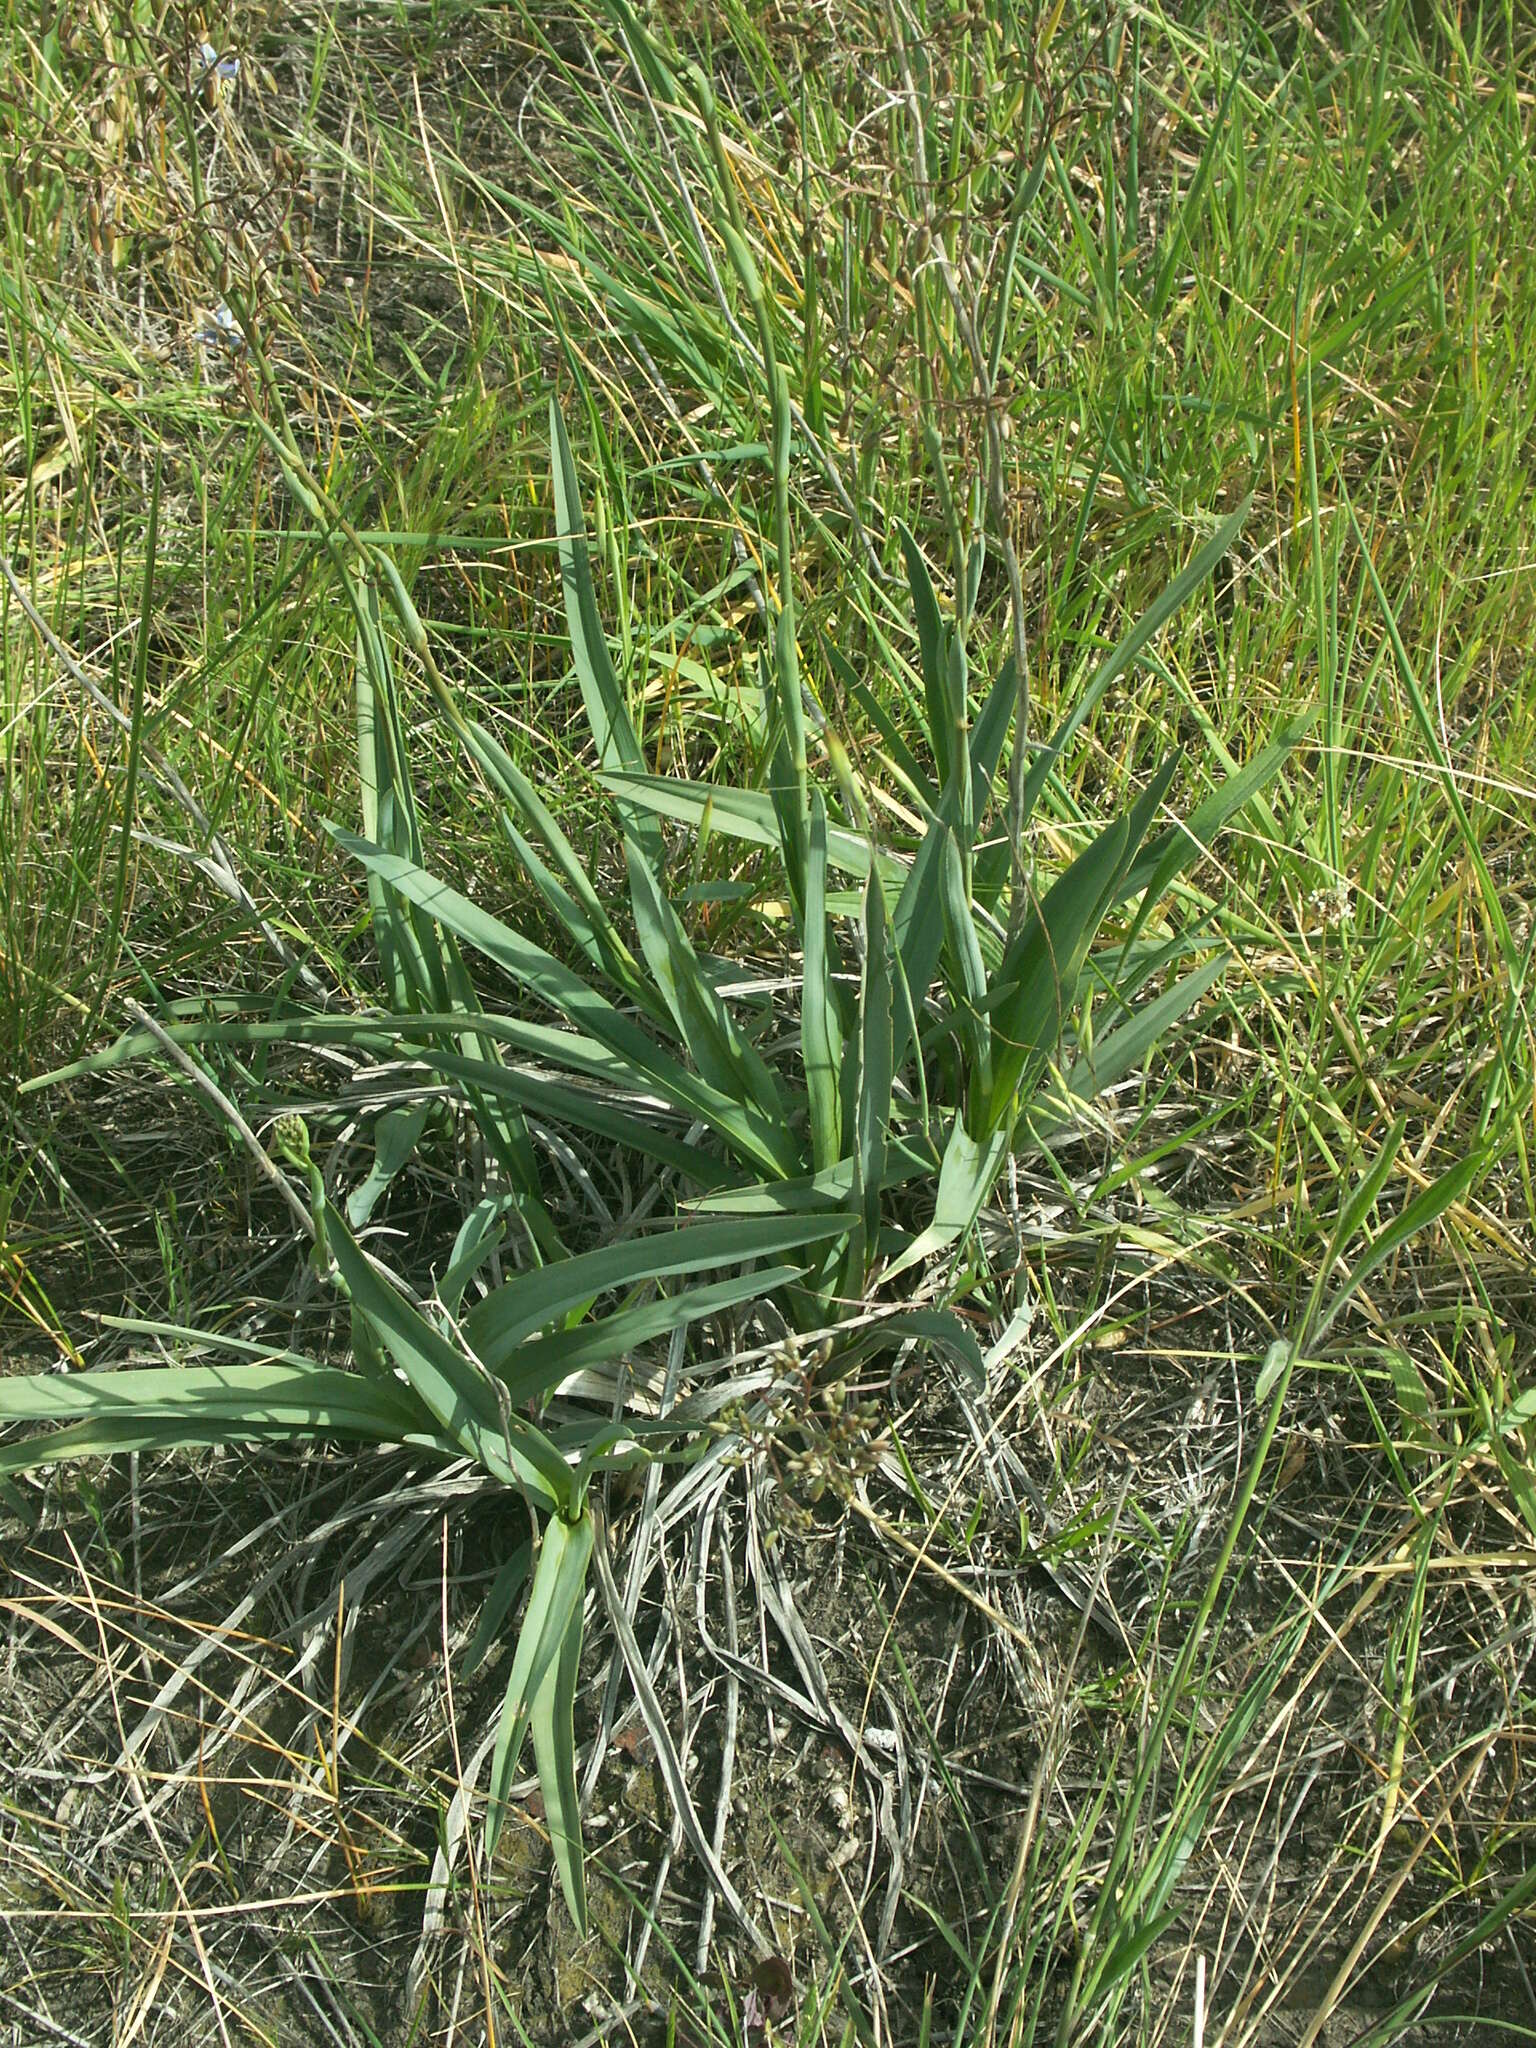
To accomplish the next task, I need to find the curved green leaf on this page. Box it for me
[485,1508,593,1886]
[325,1206,571,1509]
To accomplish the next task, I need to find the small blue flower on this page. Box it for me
[196,301,245,353]
[193,40,240,86]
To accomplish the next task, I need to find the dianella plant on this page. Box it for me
[7,383,1296,1931]
[333,396,1296,1324]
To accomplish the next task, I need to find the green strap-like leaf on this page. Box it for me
[898,522,952,789]
[802,792,843,1171]
[881,1116,1011,1285]
[969,651,1016,812]
[465,1214,844,1363]
[0,1360,447,1479]
[548,401,659,852]
[987,760,1178,1124]
[457,715,660,1017]
[439,1198,510,1319]
[1042,954,1229,1130]
[890,817,951,1077]
[333,833,799,1179]
[460,1540,532,1680]
[486,1510,593,1862]
[325,1206,571,1509]
[624,835,789,1129]
[832,1305,987,1387]
[492,1266,804,1408]
[940,828,993,1099]
[942,632,973,862]
[346,1102,437,1230]
[531,1560,588,1931]
[847,867,893,1291]
[829,639,934,812]
[597,773,902,882]
[985,817,1132,1125]
[1018,502,1250,829]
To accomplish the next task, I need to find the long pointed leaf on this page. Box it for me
[597,773,902,881]
[898,522,952,788]
[802,791,842,1170]
[847,867,893,1290]
[548,402,659,850]
[486,1510,593,1858]
[531,1569,588,1930]
[332,833,800,1178]
[464,1214,846,1362]
[325,1206,571,1508]
[987,761,1178,1121]
[1018,503,1249,827]
[492,1265,803,1407]
[624,835,788,1127]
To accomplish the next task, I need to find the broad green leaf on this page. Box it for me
[496,811,624,981]
[461,1540,532,1679]
[0,1360,447,1479]
[830,639,933,811]
[1042,954,1229,1128]
[491,1266,803,1408]
[890,817,951,1076]
[898,522,952,788]
[531,1565,588,1930]
[332,834,799,1179]
[349,632,550,1228]
[985,818,1131,1124]
[0,1411,457,1478]
[882,1117,1010,1285]
[833,1306,986,1387]
[802,791,843,1171]
[325,1205,571,1508]
[485,1509,593,1858]
[37,1006,742,1191]
[464,1214,847,1362]
[439,1198,510,1317]
[767,729,809,922]
[354,582,408,1009]
[939,828,992,1098]
[847,867,893,1290]
[986,761,1178,1124]
[1383,1348,1433,1463]
[624,834,788,1128]
[597,773,902,882]
[969,652,1017,812]
[942,633,973,859]
[428,951,550,1243]
[548,401,662,863]
[406,1043,737,1187]
[346,1101,436,1230]
[686,1132,939,1215]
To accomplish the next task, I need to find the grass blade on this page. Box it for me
[1018,504,1249,829]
